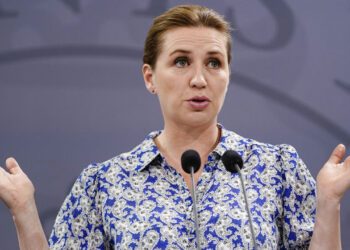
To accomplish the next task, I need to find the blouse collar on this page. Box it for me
[132,124,247,172]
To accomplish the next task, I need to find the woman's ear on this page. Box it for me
[142,64,156,94]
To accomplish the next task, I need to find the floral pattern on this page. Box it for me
[49,125,316,249]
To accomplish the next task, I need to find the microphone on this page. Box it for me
[181,149,201,174]
[222,150,257,249]
[181,150,201,249]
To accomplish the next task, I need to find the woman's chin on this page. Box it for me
[175,113,217,128]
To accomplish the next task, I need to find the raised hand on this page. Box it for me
[0,157,35,215]
[0,158,48,250]
[316,144,350,203]
[309,144,350,250]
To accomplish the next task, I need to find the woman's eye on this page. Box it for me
[208,59,221,68]
[174,57,189,67]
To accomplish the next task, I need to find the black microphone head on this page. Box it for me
[181,149,201,174]
[221,150,243,173]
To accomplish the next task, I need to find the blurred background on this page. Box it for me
[1,0,349,248]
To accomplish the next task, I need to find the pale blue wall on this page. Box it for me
[1,0,349,248]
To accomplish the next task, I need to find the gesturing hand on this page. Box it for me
[0,157,35,215]
[0,158,49,249]
[316,144,350,203]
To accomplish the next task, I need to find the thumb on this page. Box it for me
[327,144,346,164]
[5,157,23,175]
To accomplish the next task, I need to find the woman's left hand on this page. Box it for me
[316,144,350,204]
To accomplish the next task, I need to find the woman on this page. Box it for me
[1,5,350,249]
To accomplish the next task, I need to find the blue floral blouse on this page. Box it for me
[48,125,316,249]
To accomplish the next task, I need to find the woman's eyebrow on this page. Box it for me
[169,49,191,56]
[168,49,224,57]
[207,51,224,57]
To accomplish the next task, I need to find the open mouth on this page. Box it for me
[188,96,210,102]
[187,96,210,110]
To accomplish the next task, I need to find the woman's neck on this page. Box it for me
[154,121,221,168]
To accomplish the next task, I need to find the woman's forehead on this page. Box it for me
[160,27,228,56]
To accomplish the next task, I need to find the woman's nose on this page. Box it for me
[189,66,207,88]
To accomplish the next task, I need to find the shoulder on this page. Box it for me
[221,127,295,157]
[220,127,309,174]
[79,131,161,186]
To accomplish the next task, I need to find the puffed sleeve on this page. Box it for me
[279,144,316,249]
[48,163,108,249]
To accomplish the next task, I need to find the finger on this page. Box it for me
[0,166,10,183]
[344,155,350,167]
[328,144,346,164]
[0,166,8,175]
[5,157,23,175]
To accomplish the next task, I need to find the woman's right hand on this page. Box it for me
[0,158,49,250]
[0,157,35,215]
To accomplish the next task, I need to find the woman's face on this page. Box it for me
[143,26,230,128]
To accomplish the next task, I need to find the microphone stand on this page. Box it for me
[235,164,257,249]
[190,167,200,249]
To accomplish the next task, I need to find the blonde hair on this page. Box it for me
[143,5,232,69]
